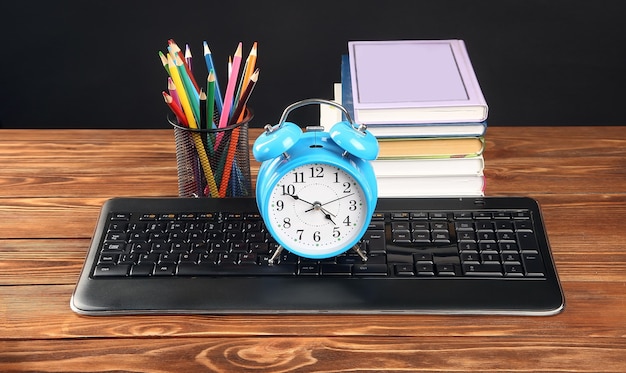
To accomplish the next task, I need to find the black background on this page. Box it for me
[1,0,625,128]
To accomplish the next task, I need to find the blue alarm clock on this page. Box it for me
[253,99,379,261]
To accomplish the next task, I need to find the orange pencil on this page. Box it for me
[219,69,259,197]
[235,42,257,106]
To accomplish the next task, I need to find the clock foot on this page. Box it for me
[351,244,368,262]
[268,245,284,265]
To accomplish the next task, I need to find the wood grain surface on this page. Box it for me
[1,127,625,372]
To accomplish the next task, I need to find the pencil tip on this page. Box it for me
[159,52,168,65]
[168,39,181,53]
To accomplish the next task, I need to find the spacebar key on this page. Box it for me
[177,263,297,276]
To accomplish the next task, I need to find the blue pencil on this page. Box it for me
[203,41,224,114]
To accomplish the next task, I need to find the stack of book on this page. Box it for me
[340,39,488,197]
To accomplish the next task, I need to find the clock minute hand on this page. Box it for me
[319,193,355,207]
[288,194,315,207]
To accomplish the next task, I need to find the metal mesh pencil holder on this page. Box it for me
[169,109,253,198]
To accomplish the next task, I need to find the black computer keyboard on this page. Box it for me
[93,201,547,279]
[72,197,564,315]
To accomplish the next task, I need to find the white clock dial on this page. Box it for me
[267,162,368,257]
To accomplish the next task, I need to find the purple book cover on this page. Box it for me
[348,40,488,124]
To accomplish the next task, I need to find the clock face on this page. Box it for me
[266,162,368,258]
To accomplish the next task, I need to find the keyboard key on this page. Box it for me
[457,231,476,242]
[353,264,388,276]
[111,213,130,221]
[429,212,448,220]
[298,264,320,276]
[103,242,126,252]
[94,264,130,277]
[517,231,539,251]
[413,252,432,262]
[512,211,531,219]
[415,263,435,276]
[436,264,456,276]
[364,230,386,254]
[521,252,546,277]
[412,231,430,243]
[391,212,410,220]
[501,252,521,264]
[391,221,410,231]
[239,253,258,265]
[395,264,415,276]
[432,231,451,244]
[321,264,353,276]
[392,230,412,243]
[176,263,297,276]
[473,212,492,219]
[337,256,365,265]
[463,263,503,277]
[154,263,176,276]
[480,251,501,264]
[130,263,154,277]
[504,264,525,277]
[460,252,480,263]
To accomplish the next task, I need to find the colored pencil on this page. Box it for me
[235,42,257,107]
[206,70,216,129]
[162,91,187,126]
[184,43,193,72]
[173,54,200,123]
[202,41,224,114]
[199,89,207,129]
[218,42,242,129]
[167,77,181,108]
[158,51,170,76]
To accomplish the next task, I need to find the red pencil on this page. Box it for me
[162,91,188,127]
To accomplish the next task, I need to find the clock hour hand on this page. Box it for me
[319,207,337,225]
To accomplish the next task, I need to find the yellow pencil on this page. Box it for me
[168,54,219,197]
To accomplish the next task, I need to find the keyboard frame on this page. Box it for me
[71,197,565,316]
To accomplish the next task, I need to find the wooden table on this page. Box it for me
[1,127,625,371]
